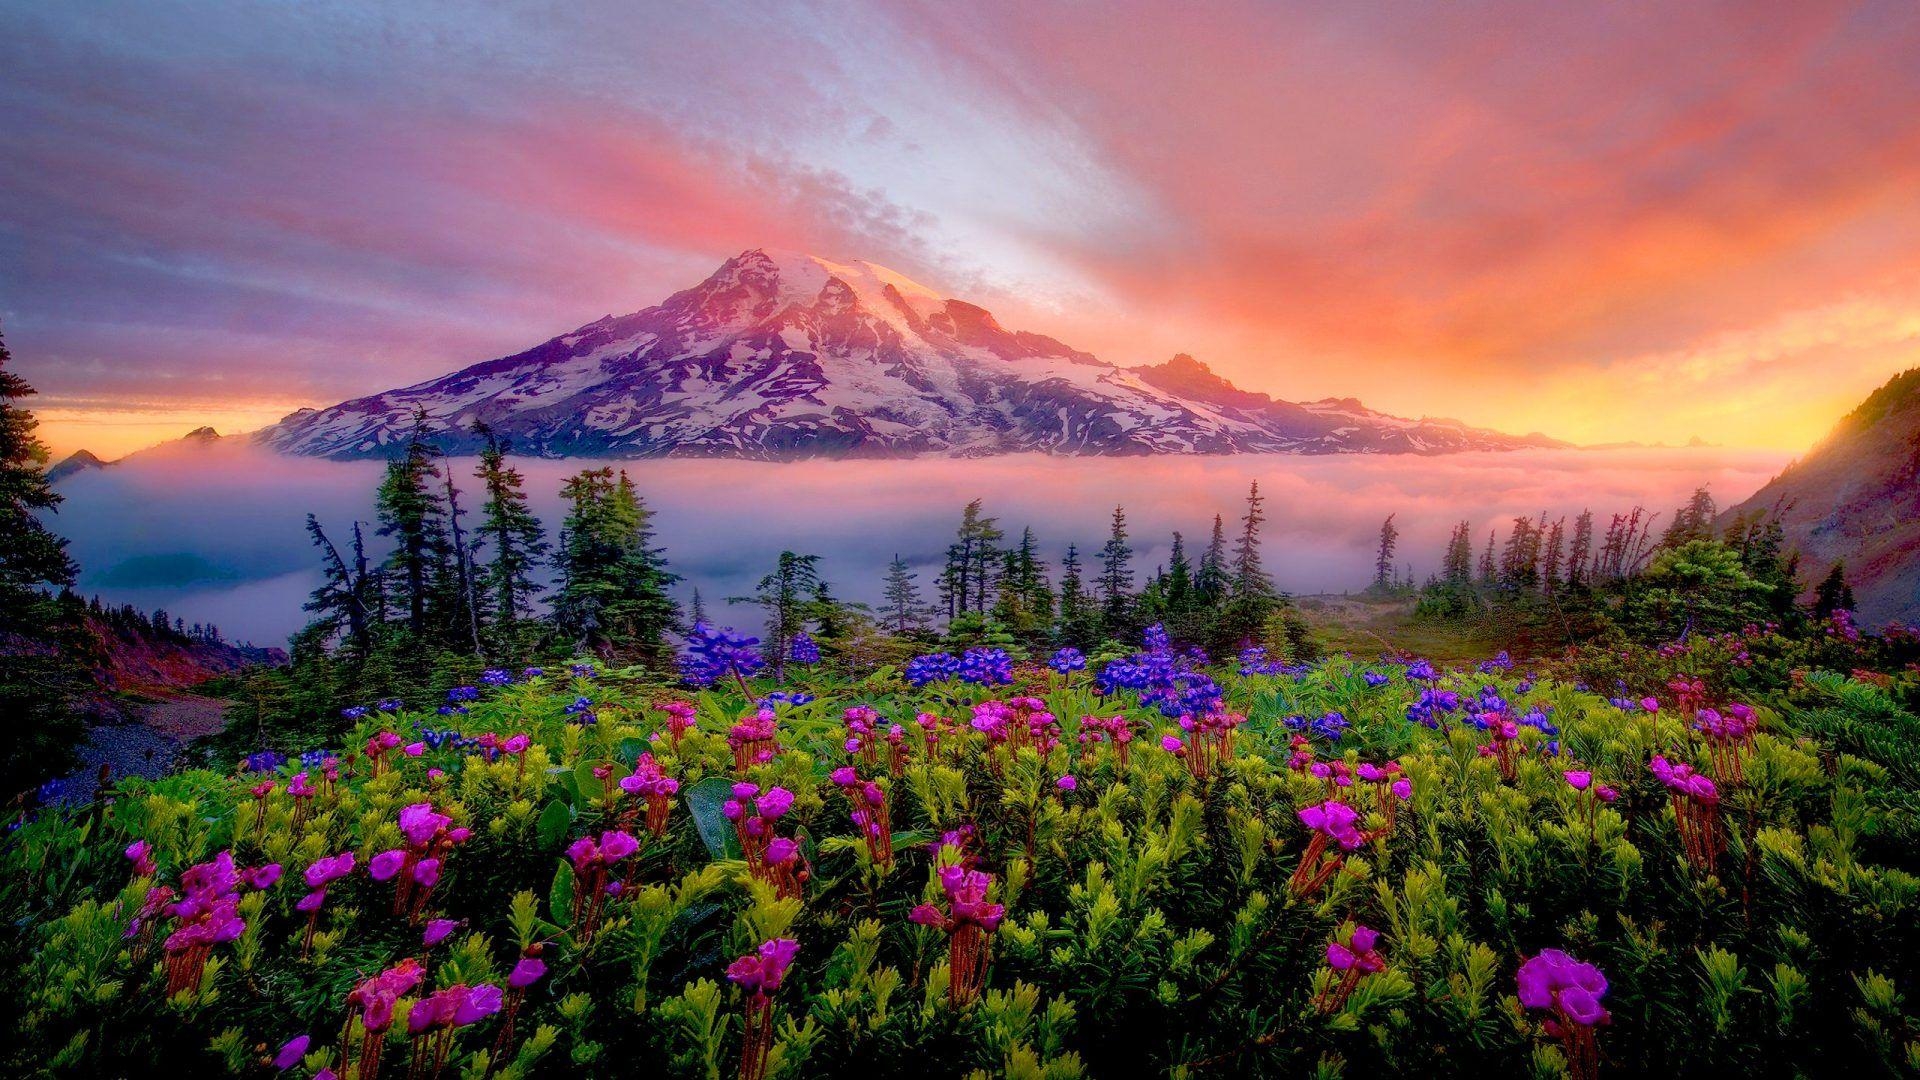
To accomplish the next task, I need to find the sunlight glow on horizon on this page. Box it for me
[7,1,1920,461]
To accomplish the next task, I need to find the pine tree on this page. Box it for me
[553,468,679,664]
[882,555,931,636]
[1055,544,1100,648]
[1660,487,1717,548]
[302,515,374,658]
[439,466,482,655]
[1442,521,1475,585]
[1477,529,1497,585]
[733,551,825,680]
[689,587,709,628]
[1566,511,1594,588]
[375,410,452,640]
[474,426,550,656]
[1231,482,1271,600]
[1372,513,1399,589]
[1097,505,1135,636]
[1541,517,1567,593]
[1812,561,1855,619]
[1196,514,1229,606]
[0,327,87,791]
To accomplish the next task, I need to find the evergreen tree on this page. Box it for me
[1442,521,1475,585]
[1196,514,1230,605]
[553,468,679,664]
[1215,482,1283,649]
[990,526,1053,647]
[1231,481,1271,600]
[301,515,374,659]
[474,427,549,656]
[1477,529,1497,585]
[882,555,932,636]
[1567,511,1594,588]
[1056,544,1100,648]
[0,328,86,792]
[1812,561,1855,619]
[1660,486,1718,548]
[1097,505,1135,637]
[733,551,826,680]
[1372,514,1399,589]
[941,500,1004,617]
[1541,517,1567,593]
[689,587,709,628]
[439,467,482,655]
[375,410,452,640]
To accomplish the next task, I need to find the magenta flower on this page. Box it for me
[411,858,441,888]
[1056,775,1078,792]
[504,733,532,755]
[1516,948,1610,1024]
[125,839,157,876]
[453,983,504,1025]
[1390,778,1412,800]
[726,938,800,995]
[508,956,546,989]
[1563,770,1592,791]
[370,849,407,881]
[755,787,795,819]
[245,864,283,890]
[273,1034,310,1069]
[423,919,459,947]
[397,803,452,847]
[1298,800,1365,850]
[303,851,355,889]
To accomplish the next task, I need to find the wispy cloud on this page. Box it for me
[4,0,1918,456]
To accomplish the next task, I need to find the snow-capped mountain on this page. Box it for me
[255,250,1565,460]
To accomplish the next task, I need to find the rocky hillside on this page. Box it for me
[252,249,1564,460]
[1723,368,1920,626]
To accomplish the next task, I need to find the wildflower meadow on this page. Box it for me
[7,622,1920,1079]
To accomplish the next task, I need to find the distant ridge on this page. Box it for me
[249,249,1567,461]
[1723,368,1920,625]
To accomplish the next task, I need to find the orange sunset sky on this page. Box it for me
[5,0,1920,460]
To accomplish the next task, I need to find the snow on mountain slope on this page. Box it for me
[254,250,1566,460]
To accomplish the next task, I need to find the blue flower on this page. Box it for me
[958,648,1014,686]
[564,696,598,725]
[570,663,598,680]
[904,652,961,687]
[789,632,821,665]
[243,750,286,774]
[481,668,514,687]
[1048,647,1086,674]
[1405,659,1439,681]
[1362,671,1390,688]
[375,698,404,713]
[1143,623,1171,652]
[679,623,765,687]
[341,706,368,721]
[522,667,545,680]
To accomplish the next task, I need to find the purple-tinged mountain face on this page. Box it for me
[253,250,1566,461]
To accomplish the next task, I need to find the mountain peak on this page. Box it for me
[253,248,1564,461]
[708,248,951,332]
[47,448,109,484]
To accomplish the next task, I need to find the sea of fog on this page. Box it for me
[49,443,1792,648]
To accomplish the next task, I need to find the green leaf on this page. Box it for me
[549,861,576,927]
[617,737,653,765]
[536,800,573,850]
[684,777,742,861]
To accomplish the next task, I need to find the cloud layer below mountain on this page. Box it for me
[51,443,1789,645]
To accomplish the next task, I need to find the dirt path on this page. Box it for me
[57,694,229,803]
